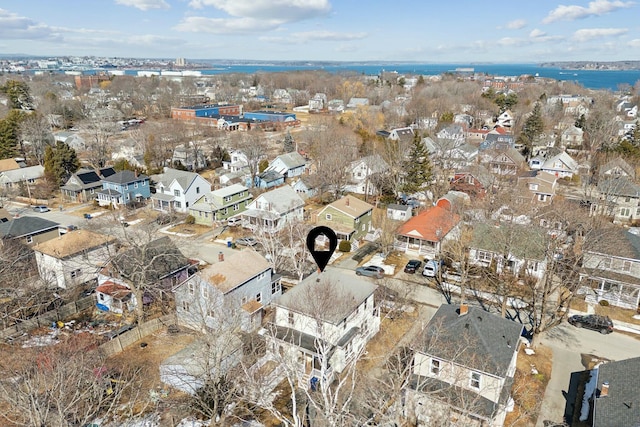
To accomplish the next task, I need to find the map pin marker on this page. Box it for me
[306,226,338,272]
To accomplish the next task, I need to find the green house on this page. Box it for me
[316,195,374,246]
[189,184,252,226]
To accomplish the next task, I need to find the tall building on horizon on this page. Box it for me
[175,57,186,67]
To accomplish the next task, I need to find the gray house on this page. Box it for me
[174,250,281,332]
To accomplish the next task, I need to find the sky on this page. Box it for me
[1,0,640,63]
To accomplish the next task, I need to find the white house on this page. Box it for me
[266,267,380,387]
[540,152,579,179]
[150,168,211,213]
[223,150,250,173]
[496,109,514,128]
[33,230,115,289]
[240,185,305,233]
[345,154,389,195]
[407,304,523,427]
[265,151,307,179]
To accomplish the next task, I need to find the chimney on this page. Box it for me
[218,251,224,262]
[459,303,469,316]
[346,197,350,206]
[601,382,609,397]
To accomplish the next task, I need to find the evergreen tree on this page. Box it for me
[43,141,80,186]
[0,109,26,159]
[401,133,433,195]
[283,130,295,153]
[518,102,544,160]
[0,80,33,110]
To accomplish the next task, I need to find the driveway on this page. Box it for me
[536,323,640,426]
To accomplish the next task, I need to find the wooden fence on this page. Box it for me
[98,314,177,357]
[0,295,96,341]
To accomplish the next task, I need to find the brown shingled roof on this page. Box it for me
[199,250,271,294]
[322,195,373,218]
[33,229,115,259]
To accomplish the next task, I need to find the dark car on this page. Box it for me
[568,314,614,334]
[404,259,422,274]
[355,265,385,278]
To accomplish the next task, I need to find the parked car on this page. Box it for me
[228,217,242,227]
[32,205,50,213]
[355,265,385,278]
[235,237,258,247]
[422,259,442,277]
[568,314,614,334]
[404,259,422,274]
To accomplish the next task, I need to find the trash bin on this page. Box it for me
[227,240,232,248]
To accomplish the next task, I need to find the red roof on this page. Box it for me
[396,206,460,242]
[96,281,131,299]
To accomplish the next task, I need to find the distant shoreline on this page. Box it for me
[540,61,640,71]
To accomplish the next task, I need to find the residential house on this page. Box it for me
[516,170,558,205]
[172,142,207,171]
[150,167,211,213]
[267,267,380,386]
[394,199,461,259]
[466,128,491,144]
[95,281,134,314]
[53,131,86,151]
[436,124,466,146]
[265,151,306,179]
[594,177,640,224]
[599,157,635,180]
[222,150,250,173]
[496,109,514,128]
[61,167,116,203]
[97,170,150,207]
[580,227,640,310]
[189,184,252,226]
[255,170,285,189]
[479,147,526,176]
[291,175,319,199]
[97,236,196,311]
[174,250,281,332]
[33,229,115,289]
[308,93,327,112]
[388,127,414,144]
[469,222,548,280]
[0,165,45,194]
[451,164,495,199]
[345,154,389,196]
[387,204,413,221]
[406,303,523,427]
[346,97,369,110]
[540,151,579,179]
[0,216,60,246]
[241,185,305,233]
[578,356,640,427]
[561,125,584,147]
[316,195,374,247]
[0,158,20,172]
[479,131,515,151]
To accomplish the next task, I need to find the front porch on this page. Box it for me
[580,273,640,310]
[241,210,281,233]
[151,193,175,212]
[394,235,438,259]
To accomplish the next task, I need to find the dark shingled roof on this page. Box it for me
[0,216,60,238]
[421,304,523,378]
[111,236,190,285]
[103,170,148,185]
[594,356,640,427]
[598,177,640,198]
[588,228,640,260]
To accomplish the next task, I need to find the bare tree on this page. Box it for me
[19,112,54,165]
[82,108,121,168]
[232,130,270,188]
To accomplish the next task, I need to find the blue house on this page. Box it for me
[254,170,285,189]
[97,170,150,207]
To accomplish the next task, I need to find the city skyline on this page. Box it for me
[1,0,640,63]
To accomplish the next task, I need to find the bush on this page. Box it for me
[339,240,352,253]
[599,299,609,307]
[185,215,195,225]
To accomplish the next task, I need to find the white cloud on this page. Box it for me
[506,19,526,29]
[291,30,367,41]
[572,27,627,41]
[114,0,170,10]
[529,28,547,38]
[543,0,634,23]
[0,8,60,40]
[186,0,331,22]
[627,39,640,47]
[173,16,283,34]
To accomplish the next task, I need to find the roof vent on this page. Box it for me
[601,382,609,397]
[459,303,469,316]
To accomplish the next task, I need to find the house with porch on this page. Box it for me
[316,195,374,248]
[61,167,116,203]
[240,185,305,233]
[469,222,548,280]
[266,267,380,387]
[394,199,461,260]
[580,227,640,310]
[174,250,281,332]
[189,184,252,226]
[97,170,150,207]
[150,168,211,213]
[406,303,523,427]
[33,229,115,289]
